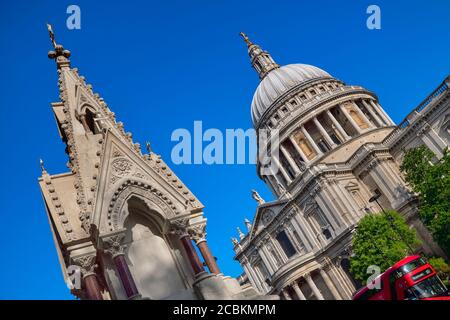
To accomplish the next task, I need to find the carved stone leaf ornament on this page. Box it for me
[111,158,133,177]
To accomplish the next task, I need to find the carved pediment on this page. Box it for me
[248,199,289,240]
[344,181,359,191]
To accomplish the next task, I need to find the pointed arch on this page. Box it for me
[105,180,179,234]
[78,103,100,134]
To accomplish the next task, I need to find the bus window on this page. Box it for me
[406,276,448,299]
[400,257,427,274]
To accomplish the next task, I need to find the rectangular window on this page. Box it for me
[276,231,297,258]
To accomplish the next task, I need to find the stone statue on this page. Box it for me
[251,189,265,205]
[145,141,152,154]
[244,218,252,231]
[231,237,239,246]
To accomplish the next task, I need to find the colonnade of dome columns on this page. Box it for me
[265,98,394,191]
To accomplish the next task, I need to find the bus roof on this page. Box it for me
[352,255,422,299]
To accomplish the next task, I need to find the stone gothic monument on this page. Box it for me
[233,33,449,300]
[38,25,267,300]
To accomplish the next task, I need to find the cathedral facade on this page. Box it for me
[233,34,450,300]
[38,27,269,300]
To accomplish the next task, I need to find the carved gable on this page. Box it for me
[248,199,289,239]
[92,130,204,234]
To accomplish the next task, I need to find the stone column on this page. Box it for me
[313,117,336,148]
[259,245,276,275]
[305,273,324,300]
[300,125,323,157]
[314,184,342,231]
[291,281,306,300]
[362,100,384,127]
[339,104,362,134]
[353,102,374,129]
[189,224,221,275]
[289,135,310,164]
[280,145,301,174]
[319,268,342,300]
[281,288,292,300]
[293,210,320,249]
[196,240,220,274]
[102,232,140,299]
[328,262,352,299]
[174,226,206,276]
[290,215,313,251]
[370,100,394,125]
[72,253,103,300]
[273,155,292,184]
[326,109,351,141]
[243,261,263,293]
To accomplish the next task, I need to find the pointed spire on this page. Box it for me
[237,227,245,240]
[239,32,279,80]
[231,237,239,246]
[46,23,71,68]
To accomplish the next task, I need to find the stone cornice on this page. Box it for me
[256,77,343,129]
[256,82,377,131]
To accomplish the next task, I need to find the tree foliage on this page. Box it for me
[400,146,450,255]
[350,210,421,283]
[428,256,450,285]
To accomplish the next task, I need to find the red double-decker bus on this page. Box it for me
[352,255,450,300]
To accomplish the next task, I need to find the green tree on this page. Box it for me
[428,256,450,286]
[400,146,450,255]
[350,210,421,283]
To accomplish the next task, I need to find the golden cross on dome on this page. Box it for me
[239,32,253,46]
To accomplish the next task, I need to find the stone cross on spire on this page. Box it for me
[47,23,57,49]
[46,23,71,68]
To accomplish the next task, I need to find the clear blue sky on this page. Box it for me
[0,0,449,299]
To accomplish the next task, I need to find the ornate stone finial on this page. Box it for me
[244,218,252,231]
[145,141,152,154]
[251,189,265,205]
[231,237,239,246]
[237,227,245,240]
[239,32,253,47]
[46,23,71,67]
